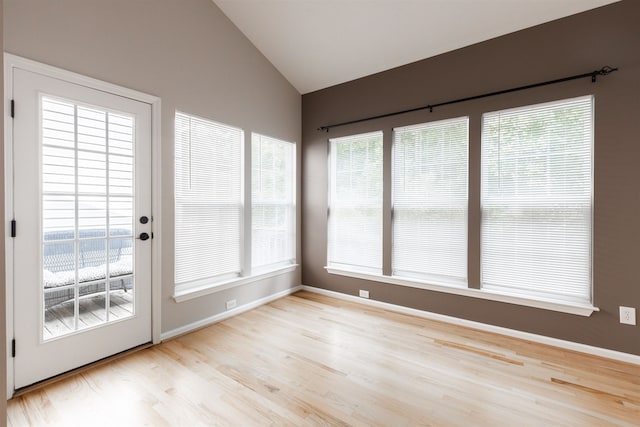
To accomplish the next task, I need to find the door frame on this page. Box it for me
[3,53,162,397]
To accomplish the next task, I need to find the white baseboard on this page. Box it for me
[300,285,640,366]
[160,285,303,341]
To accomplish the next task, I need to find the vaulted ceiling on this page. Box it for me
[213,0,620,94]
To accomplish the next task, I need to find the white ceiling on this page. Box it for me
[213,0,620,94]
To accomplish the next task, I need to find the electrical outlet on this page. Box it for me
[226,299,237,310]
[619,306,636,325]
[359,290,369,299]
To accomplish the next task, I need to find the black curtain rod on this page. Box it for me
[318,66,618,132]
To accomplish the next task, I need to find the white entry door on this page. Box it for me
[11,67,152,389]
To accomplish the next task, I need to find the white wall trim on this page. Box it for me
[151,97,162,345]
[173,264,298,303]
[325,266,598,317]
[4,53,160,104]
[161,285,302,341]
[301,285,640,366]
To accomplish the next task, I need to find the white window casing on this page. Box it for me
[174,112,243,290]
[328,131,383,274]
[393,117,469,287]
[251,133,296,271]
[481,96,593,305]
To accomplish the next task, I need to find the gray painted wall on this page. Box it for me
[302,0,640,355]
[4,0,302,335]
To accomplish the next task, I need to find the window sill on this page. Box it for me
[173,264,298,303]
[324,266,598,316]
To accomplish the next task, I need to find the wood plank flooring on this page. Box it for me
[8,290,640,426]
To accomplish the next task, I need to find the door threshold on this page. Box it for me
[11,342,153,398]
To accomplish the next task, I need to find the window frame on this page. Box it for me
[325,96,597,317]
[480,95,594,305]
[327,131,384,274]
[391,116,469,287]
[174,112,244,291]
[251,133,297,273]
[173,112,297,301]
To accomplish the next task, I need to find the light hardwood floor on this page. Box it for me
[8,291,640,426]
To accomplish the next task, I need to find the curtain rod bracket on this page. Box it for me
[592,65,618,82]
[599,65,618,75]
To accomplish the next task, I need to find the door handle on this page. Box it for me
[137,232,150,241]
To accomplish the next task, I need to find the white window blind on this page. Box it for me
[328,131,383,273]
[393,117,468,286]
[481,96,593,304]
[251,133,295,269]
[175,113,243,288]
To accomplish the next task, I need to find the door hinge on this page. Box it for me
[10,99,14,118]
[11,339,15,358]
[10,220,16,238]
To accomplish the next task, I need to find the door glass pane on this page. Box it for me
[109,278,133,319]
[43,287,75,341]
[78,283,107,331]
[41,96,135,340]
